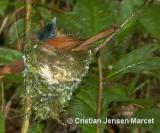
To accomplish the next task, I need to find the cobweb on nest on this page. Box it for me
[24,40,92,119]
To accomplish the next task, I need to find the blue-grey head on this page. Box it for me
[37,17,57,41]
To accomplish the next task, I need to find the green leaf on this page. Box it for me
[0,47,22,65]
[0,113,4,133]
[119,0,144,21]
[8,18,24,44]
[68,97,97,133]
[56,0,116,38]
[131,98,155,109]
[138,5,160,38]
[5,74,23,83]
[105,87,129,102]
[0,0,9,16]
[29,123,44,133]
[68,71,105,133]
[108,44,160,77]
[12,0,24,9]
[68,70,98,115]
[133,108,160,130]
[68,71,130,132]
[38,7,53,21]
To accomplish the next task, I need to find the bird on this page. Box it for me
[37,17,117,51]
[0,17,117,75]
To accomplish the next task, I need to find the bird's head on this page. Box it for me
[37,17,57,41]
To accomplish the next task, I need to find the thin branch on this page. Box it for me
[0,16,8,34]
[94,13,134,54]
[34,3,66,13]
[21,0,32,133]
[0,81,5,113]
[96,54,104,133]
[12,6,25,16]
[72,14,134,51]
[95,14,134,133]
[4,91,17,118]
[0,6,25,35]
[25,0,32,40]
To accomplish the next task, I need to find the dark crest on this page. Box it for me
[37,17,57,41]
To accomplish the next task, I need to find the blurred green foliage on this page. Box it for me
[108,44,160,77]
[0,0,160,133]
[0,112,4,133]
[0,47,22,65]
[55,0,116,38]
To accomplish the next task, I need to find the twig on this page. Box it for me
[95,14,134,133]
[21,0,32,133]
[0,16,8,35]
[25,0,32,40]
[4,91,17,118]
[0,80,5,113]
[96,54,103,133]
[12,6,25,16]
[72,14,134,51]
[0,6,25,35]
[35,3,66,13]
[94,13,134,54]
